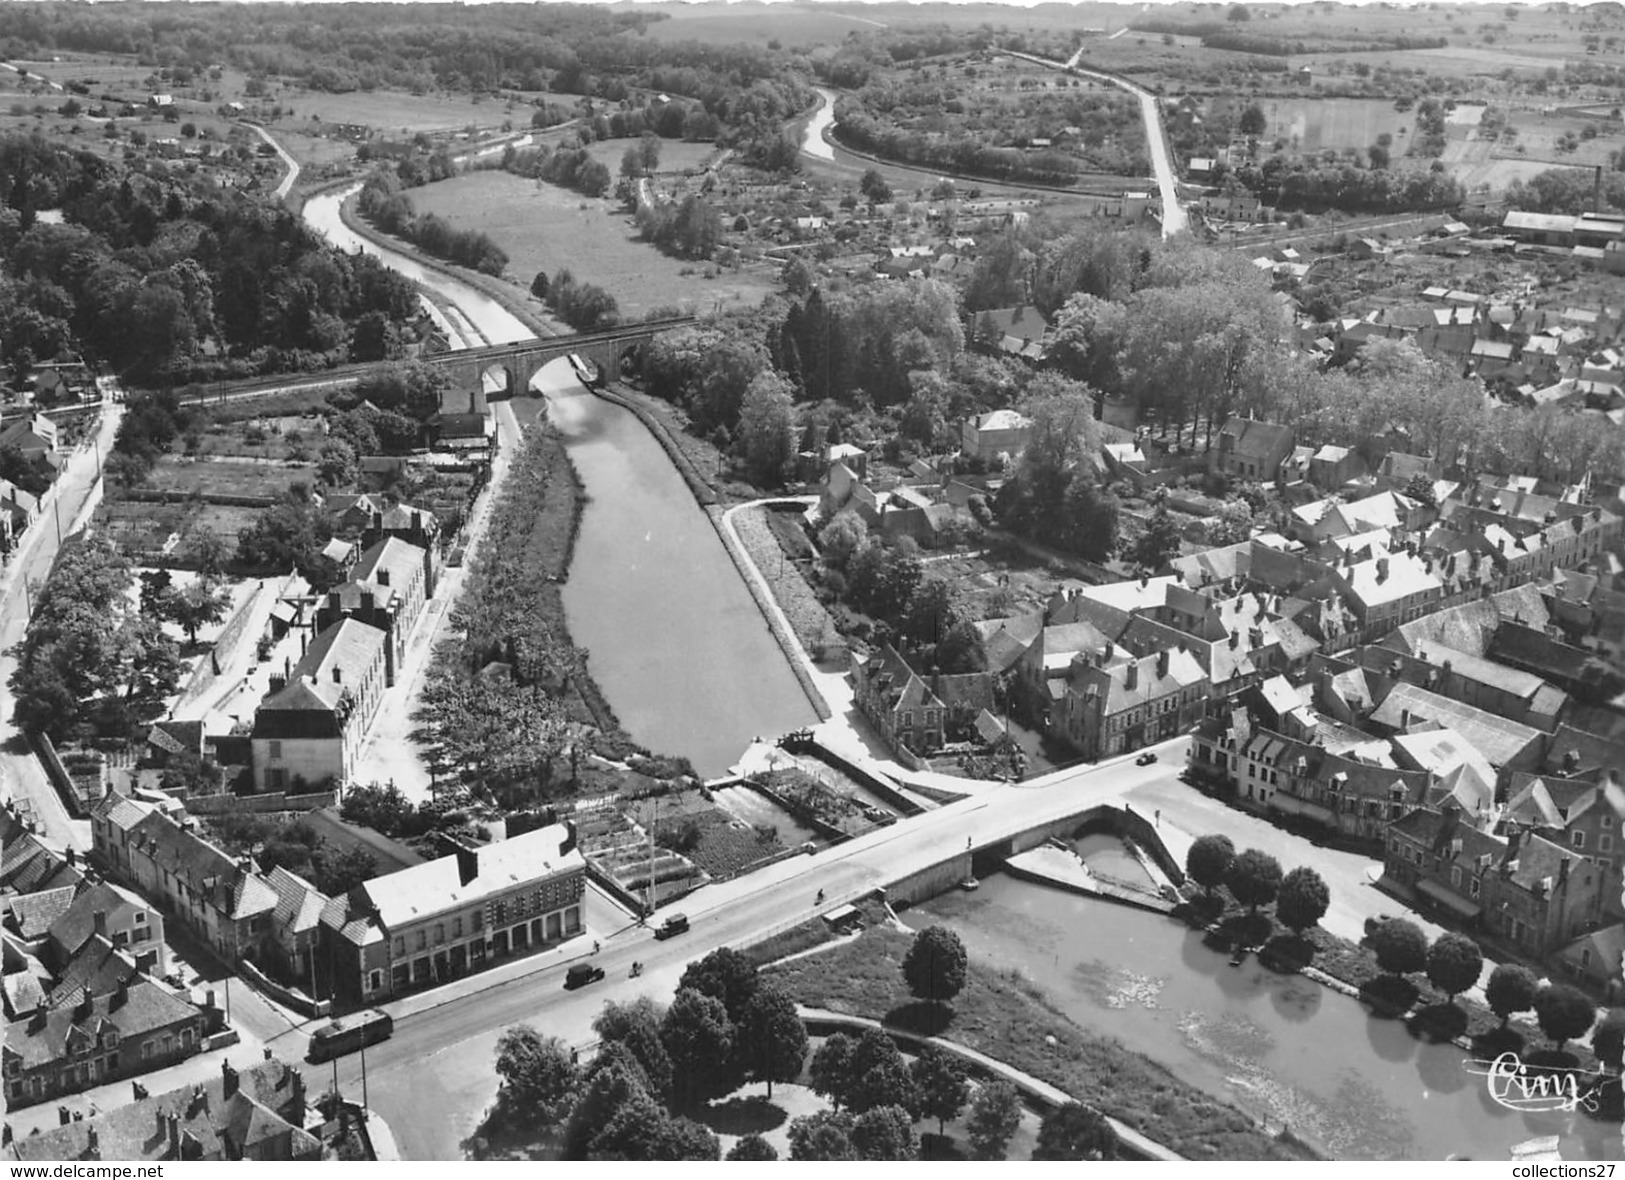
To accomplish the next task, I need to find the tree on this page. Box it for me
[563,1044,652,1159]
[1485,963,1539,1028]
[1238,103,1267,135]
[727,1134,779,1161]
[902,925,968,1007]
[851,1105,918,1160]
[1368,918,1429,978]
[966,1081,1022,1161]
[677,947,759,1024]
[660,988,737,1106]
[1593,1009,1625,1074]
[1274,866,1329,934]
[1532,984,1595,1052]
[169,577,231,644]
[788,1111,857,1161]
[818,511,868,571]
[1132,501,1181,571]
[737,369,797,486]
[589,1091,720,1160]
[530,271,549,300]
[1185,835,1235,899]
[844,1028,921,1115]
[314,844,377,896]
[810,1033,856,1110]
[909,1046,969,1136]
[860,168,892,204]
[593,997,674,1099]
[1424,933,1483,1003]
[739,984,808,1099]
[493,1025,579,1140]
[1033,1102,1116,1160]
[1225,848,1283,915]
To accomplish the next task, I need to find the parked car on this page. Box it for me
[1136,752,1158,766]
[564,962,605,990]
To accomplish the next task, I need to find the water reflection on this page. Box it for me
[908,874,1609,1160]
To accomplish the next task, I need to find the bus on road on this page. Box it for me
[306,1009,394,1063]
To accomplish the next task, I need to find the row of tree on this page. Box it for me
[356,175,509,277]
[534,268,620,333]
[1185,835,1332,931]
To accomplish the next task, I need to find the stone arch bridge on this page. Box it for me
[431,316,693,393]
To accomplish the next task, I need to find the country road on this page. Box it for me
[1018,49,1189,238]
[243,122,300,201]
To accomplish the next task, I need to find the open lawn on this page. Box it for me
[406,169,779,319]
[581,137,719,176]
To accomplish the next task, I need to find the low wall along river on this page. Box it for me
[301,191,816,777]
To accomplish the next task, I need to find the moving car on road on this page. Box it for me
[1136,751,1158,765]
[653,912,689,941]
[565,962,606,990]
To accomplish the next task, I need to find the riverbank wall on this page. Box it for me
[333,192,830,738]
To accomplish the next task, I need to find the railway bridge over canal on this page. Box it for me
[435,315,695,393]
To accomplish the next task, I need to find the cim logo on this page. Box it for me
[1464,1052,1605,1115]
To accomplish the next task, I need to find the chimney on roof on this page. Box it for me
[561,820,577,857]
[166,1113,181,1155]
[1559,856,1571,888]
[455,843,479,886]
[112,977,129,1011]
[377,569,390,588]
[1157,649,1171,679]
[1564,748,1581,773]
[58,1106,71,1127]
[93,910,107,938]
[222,1060,238,1099]
[1124,661,1139,691]
[1503,826,1521,874]
[86,1126,98,1158]
[268,673,286,694]
[1376,557,1390,583]
[331,667,342,685]
[133,1082,147,1102]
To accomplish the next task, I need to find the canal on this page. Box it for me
[302,191,818,775]
[906,872,1618,1162]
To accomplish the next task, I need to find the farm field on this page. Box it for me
[405,168,778,319]
[269,88,512,136]
[1233,96,1413,157]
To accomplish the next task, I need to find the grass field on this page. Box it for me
[149,456,316,500]
[581,137,719,176]
[406,168,778,318]
[270,88,512,136]
[1239,97,1413,157]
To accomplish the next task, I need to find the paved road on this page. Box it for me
[0,407,120,853]
[1014,50,1188,238]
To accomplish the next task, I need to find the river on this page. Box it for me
[802,88,838,162]
[301,190,817,775]
[906,873,1618,1162]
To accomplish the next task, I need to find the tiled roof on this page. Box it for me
[45,934,139,1008]
[3,979,198,1071]
[265,866,327,937]
[5,885,77,941]
[357,824,583,934]
[255,617,387,722]
[125,813,276,921]
[1370,682,1542,768]
[47,881,148,957]
[7,1057,314,1162]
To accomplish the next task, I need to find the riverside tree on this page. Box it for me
[1486,963,1540,1028]
[738,984,808,1099]
[1186,834,1235,899]
[1533,984,1596,1053]
[902,925,969,1007]
[1424,933,1483,1005]
[1226,848,1284,915]
[491,1025,580,1141]
[1274,866,1330,934]
[909,1046,969,1136]
[1033,1103,1117,1161]
[1369,918,1429,979]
